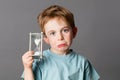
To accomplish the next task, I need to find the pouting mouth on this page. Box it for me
[57,43,67,48]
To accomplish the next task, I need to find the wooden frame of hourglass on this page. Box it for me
[29,32,43,59]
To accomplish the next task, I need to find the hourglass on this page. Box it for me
[29,32,43,59]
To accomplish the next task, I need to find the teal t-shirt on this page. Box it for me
[21,49,100,80]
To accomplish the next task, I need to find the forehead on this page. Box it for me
[44,17,69,30]
[46,17,68,25]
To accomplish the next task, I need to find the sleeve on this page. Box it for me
[84,59,100,80]
[20,60,42,80]
[20,73,24,80]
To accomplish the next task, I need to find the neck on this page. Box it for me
[50,48,71,55]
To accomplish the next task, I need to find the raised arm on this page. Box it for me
[22,51,34,80]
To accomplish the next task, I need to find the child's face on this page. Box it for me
[44,17,76,54]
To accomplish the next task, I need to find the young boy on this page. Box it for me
[21,5,100,80]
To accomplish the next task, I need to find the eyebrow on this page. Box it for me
[60,26,71,29]
[48,30,55,33]
[46,26,71,33]
[63,26,72,29]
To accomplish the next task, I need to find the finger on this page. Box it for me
[23,56,34,64]
[23,51,34,58]
[27,51,35,56]
[27,56,33,61]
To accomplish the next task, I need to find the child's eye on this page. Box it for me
[49,32,56,36]
[63,28,70,33]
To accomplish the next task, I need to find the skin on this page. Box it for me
[22,51,34,80]
[22,17,77,80]
[44,17,77,55]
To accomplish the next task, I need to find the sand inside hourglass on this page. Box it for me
[34,38,41,55]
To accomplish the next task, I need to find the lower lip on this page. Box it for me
[58,44,67,48]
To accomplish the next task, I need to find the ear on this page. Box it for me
[43,37,50,44]
[72,27,77,38]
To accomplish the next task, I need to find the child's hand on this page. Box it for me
[22,51,34,69]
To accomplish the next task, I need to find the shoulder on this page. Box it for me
[72,50,87,62]
[71,50,92,68]
[43,49,50,56]
[72,51,100,79]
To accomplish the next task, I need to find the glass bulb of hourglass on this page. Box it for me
[34,39,41,55]
[29,32,43,59]
[34,39,41,47]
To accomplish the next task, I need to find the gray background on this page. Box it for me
[0,0,120,80]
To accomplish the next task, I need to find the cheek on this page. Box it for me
[65,35,73,42]
[48,38,56,45]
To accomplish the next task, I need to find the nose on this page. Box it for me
[57,32,64,40]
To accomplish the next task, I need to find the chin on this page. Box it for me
[58,48,69,52]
